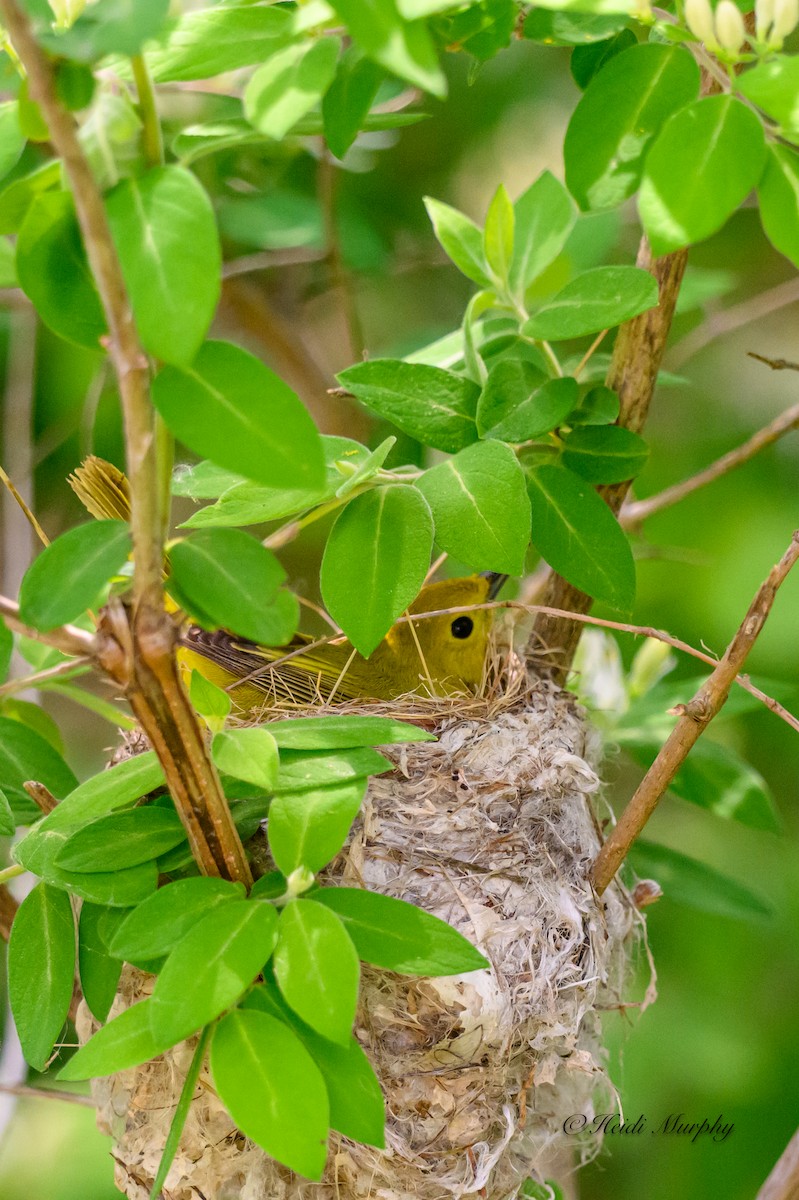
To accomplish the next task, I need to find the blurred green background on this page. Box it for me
[1,31,798,1200]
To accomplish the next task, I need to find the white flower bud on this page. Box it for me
[770,0,799,40]
[685,0,719,45]
[715,0,747,51]
[48,0,88,29]
[755,0,776,40]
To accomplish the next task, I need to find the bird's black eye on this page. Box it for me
[451,616,474,639]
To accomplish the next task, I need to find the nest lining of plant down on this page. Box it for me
[81,659,651,1200]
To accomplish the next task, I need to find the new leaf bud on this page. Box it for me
[770,0,799,41]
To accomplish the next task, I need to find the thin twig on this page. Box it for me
[623,400,799,526]
[591,532,799,894]
[221,246,327,279]
[0,887,17,942]
[756,1125,799,1200]
[0,1082,95,1107]
[748,352,799,372]
[0,656,90,697]
[0,463,49,548]
[573,329,608,380]
[0,593,95,657]
[668,277,799,369]
[131,54,163,168]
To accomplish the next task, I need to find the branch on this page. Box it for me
[0,0,251,886]
[528,242,689,680]
[0,593,95,657]
[0,886,17,942]
[623,400,799,527]
[668,277,799,370]
[756,1126,799,1200]
[0,1082,94,1107]
[590,532,799,895]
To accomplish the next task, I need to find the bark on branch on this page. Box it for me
[591,531,799,894]
[527,243,688,682]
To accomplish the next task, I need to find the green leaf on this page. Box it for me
[16,191,106,349]
[274,899,360,1044]
[0,102,26,183]
[570,29,637,89]
[329,0,446,98]
[758,145,799,270]
[323,49,384,158]
[0,236,16,288]
[150,900,279,1044]
[483,183,514,284]
[78,902,122,1023]
[42,0,170,59]
[245,37,342,142]
[18,521,130,630]
[172,461,249,500]
[524,266,659,341]
[639,95,767,256]
[561,425,649,483]
[0,787,14,835]
[424,196,492,287]
[56,807,186,872]
[0,158,61,235]
[527,0,635,13]
[321,485,434,657]
[314,887,489,974]
[58,999,173,1080]
[105,167,220,367]
[527,464,635,609]
[268,714,435,750]
[276,747,392,793]
[337,359,480,453]
[477,366,577,441]
[0,714,78,822]
[335,435,396,499]
[524,8,627,43]
[509,172,576,294]
[245,982,385,1146]
[417,439,530,574]
[212,728,279,791]
[737,55,799,136]
[145,4,294,83]
[211,1008,329,1179]
[268,778,367,875]
[0,616,11,683]
[567,384,619,425]
[189,669,232,727]
[168,529,287,644]
[9,882,76,1070]
[152,340,325,491]
[108,878,246,961]
[628,840,772,923]
[564,44,700,211]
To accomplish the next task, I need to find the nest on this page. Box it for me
[80,678,650,1200]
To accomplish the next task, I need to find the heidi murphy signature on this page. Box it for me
[563,1113,734,1144]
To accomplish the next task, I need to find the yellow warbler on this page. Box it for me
[69,457,503,708]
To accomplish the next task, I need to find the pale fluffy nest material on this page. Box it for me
[81,680,650,1200]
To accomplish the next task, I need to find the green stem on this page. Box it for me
[149,1024,213,1199]
[0,864,25,886]
[131,54,164,169]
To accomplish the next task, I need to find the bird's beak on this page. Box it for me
[481,572,508,599]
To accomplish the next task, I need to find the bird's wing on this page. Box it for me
[180,626,373,703]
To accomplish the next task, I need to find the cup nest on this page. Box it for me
[83,670,652,1200]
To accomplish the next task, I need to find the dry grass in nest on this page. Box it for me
[84,660,652,1200]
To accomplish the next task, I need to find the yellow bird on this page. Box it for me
[69,457,504,709]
